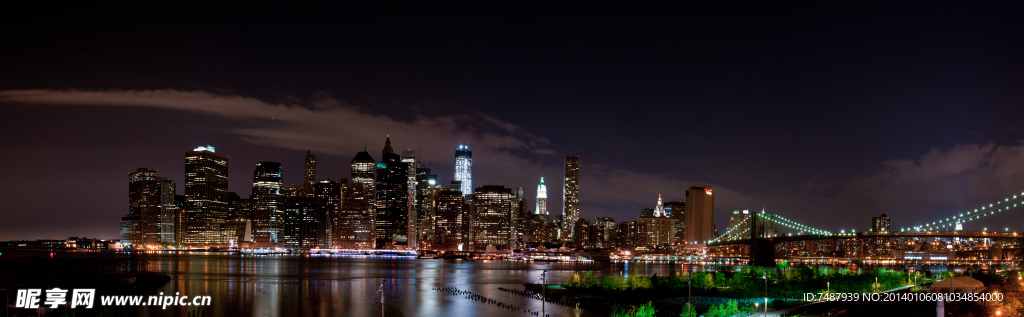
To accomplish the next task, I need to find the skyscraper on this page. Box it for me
[536,177,548,216]
[683,185,714,244]
[414,167,439,248]
[282,195,322,249]
[871,213,890,233]
[432,187,465,251]
[183,145,229,246]
[562,155,580,240]
[454,145,472,196]
[663,200,686,244]
[472,185,515,251]
[401,150,417,247]
[375,135,409,248]
[157,178,177,245]
[314,179,342,248]
[350,147,376,232]
[251,162,283,246]
[728,209,750,240]
[639,194,674,247]
[303,150,316,196]
[127,168,161,246]
[335,183,373,249]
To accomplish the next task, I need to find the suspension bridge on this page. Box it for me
[705,191,1024,266]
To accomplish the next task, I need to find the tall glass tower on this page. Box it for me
[303,150,316,195]
[562,155,580,240]
[454,145,472,196]
[536,177,547,216]
[183,145,229,246]
[252,162,283,245]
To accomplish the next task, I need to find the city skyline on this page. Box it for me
[3,2,1024,240]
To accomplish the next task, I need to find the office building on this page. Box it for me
[728,209,751,240]
[126,168,162,246]
[683,185,714,244]
[639,195,675,247]
[432,188,466,251]
[663,200,685,244]
[283,196,323,249]
[402,150,417,247]
[182,146,229,246]
[454,145,473,196]
[314,179,342,248]
[303,151,316,195]
[375,135,409,248]
[335,184,373,249]
[563,155,580,240]
[157,178,177,245]
[536,177,548,216]
[252,162,283,246]
[472,185,516,251]
[872,213,891,233]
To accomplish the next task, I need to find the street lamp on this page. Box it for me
[764,272,768,317]
[687,269,692,317]
[541,270,548,317]
[377,280,387,317]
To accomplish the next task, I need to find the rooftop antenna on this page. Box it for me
[387,123,390,138]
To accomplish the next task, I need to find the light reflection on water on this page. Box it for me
[138,253,1006,316]
[140,253,702,317]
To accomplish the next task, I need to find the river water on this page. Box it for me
[133,252,1012,316]
[137,253,698,317]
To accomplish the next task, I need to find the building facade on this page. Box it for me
[251,162,283,246]
[182,146,229,246]
[472,185,516,251]
[563,155,580,240]
[454,145,473,196]
[375,136,409,248]
[683,185,714,244]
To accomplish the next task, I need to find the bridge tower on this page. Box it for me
[748,214,776,266]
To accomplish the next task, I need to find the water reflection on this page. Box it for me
[137,253,1008,316]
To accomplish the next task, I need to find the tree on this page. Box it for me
[679,304,697,317]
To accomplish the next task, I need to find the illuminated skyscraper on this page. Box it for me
[375,135,409,248]
[282,195,321,249]
[252,162,283,245]
[683,185,714,244]
[126,168,162,246]
[728,209,750,240]
[303,150,316,196]
[562,155,580,240]
[157,178,177,245]
[183,145,229,246]
[401,150,417,247]
[432,187,465,251]
[536,177,548,216]
[663,200,686,244]
[639,194,674,247]
[336,183,373,249]
[472,185,515,251]
[871,213,890,233]
[414,166,438,248]
[454,145,472,196]
[350,148,376,222]
[314,179,342,248]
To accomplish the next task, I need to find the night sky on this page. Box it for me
[2,2,1024,240]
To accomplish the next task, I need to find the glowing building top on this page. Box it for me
[536,177,548,215]
[193,145,215,152]
[454,145,472,196]
[654,194,665,217]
